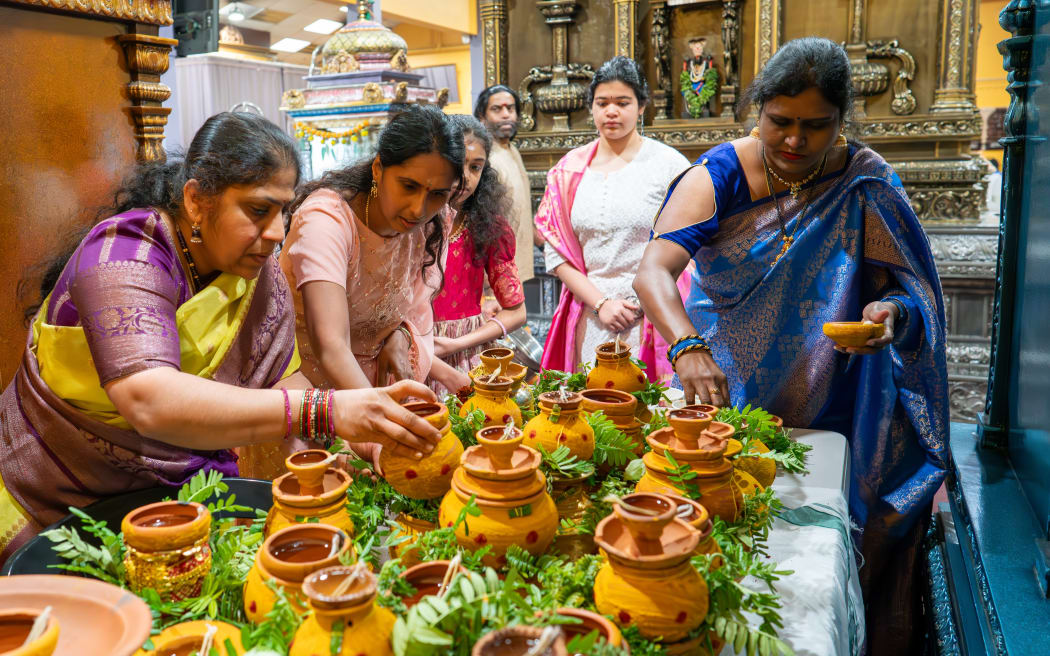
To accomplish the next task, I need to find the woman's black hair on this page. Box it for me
[587,55,650,107]
[21,111,301,322]
[449,114,512,264]
[739,37,854,122]
[290,104,464,294]
[473,85,522,121]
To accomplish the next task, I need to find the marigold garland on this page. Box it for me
[294,120,378,144]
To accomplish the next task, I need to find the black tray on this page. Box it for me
[1,478,273,576]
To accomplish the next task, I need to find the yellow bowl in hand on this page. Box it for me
[822,321,885,348]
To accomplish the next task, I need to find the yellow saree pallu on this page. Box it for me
[0,257,299,565]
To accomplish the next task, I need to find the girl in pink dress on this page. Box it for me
[280,105,468,398]
[430,115,526,394]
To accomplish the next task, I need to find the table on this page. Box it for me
[726,429,864,656]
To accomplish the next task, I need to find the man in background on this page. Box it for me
[475,85,540,291]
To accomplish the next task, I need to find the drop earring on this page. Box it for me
[750,126,760,139]
[190,222,203,244]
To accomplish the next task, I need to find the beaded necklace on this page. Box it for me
[761,146,827,268]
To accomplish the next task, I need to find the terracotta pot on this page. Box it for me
[593,500,707,643]
[613,493,676,546]
[726,438,776,489]
[387,513,436,568]
[472,626,568,656]
[553,607,626,653]
[132,620,243,656]
[586,341,647,394]
[438,426,558,567]
[284,449,332,495]
[121,501,211,601]
[664,494,722,568]
[0,608,59,656]
[291,566,395,656]
[636,417,741,522]
[523,391,595,460]
[266,449,354,537]
[460,375,522,428]
[380,402,464,500]
[243,524,352,624]
[550,472,597,558]
[397,560,469,608]
[579,389,644,457]
[680,403,720,416]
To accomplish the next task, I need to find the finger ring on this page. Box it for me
[709,388,720,396]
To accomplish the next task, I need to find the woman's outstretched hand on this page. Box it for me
[333,380,441,459]
[835,301,899,355]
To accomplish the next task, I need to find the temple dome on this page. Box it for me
[322,1,407,65]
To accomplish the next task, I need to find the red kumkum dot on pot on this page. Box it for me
[529,431,537,438]
[249,600,257,613]
[440,464,451,475]
[405,470,418,479]
[526,531,538,544]
[676,611,687,623]
[619,611,631,624]
[475,533,488,545]
[637,374,645,383]
[605,381,615,388]
[502,414,512,423]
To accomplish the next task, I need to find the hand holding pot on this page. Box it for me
[334,380,441,460]
[834,301,898,355]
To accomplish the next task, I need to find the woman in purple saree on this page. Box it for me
[0,113,441,565]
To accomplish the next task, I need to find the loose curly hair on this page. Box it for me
[449,114,513,264]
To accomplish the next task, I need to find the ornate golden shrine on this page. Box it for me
[483,0,993,421]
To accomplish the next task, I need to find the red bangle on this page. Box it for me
[281,388,292,439]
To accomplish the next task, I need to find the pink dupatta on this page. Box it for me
[533,140,690,382]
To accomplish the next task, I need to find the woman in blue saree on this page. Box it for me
[634,38,947,655]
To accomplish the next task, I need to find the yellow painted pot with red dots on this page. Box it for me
[522,391,595,460]
[437,426,557,567]
[290,565,395,656]
[379,401,463,499]
[586,341,648,394]
[592,492,708,643]
[725,438,777,489]
[460,374,522,428]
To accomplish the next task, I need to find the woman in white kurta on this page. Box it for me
[536,56,690,377]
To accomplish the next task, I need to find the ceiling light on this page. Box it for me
[271,37,312,53]
[340,5,349,12]
[220,2,262,21]
[228,7,245,21]
[303,18,343,34]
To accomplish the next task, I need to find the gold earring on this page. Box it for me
[370,180,378,198]
[750,126,760,139]
[190,222,203,244]
[835,133,848,147]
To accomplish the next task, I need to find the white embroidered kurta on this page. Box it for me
[544,137,690,366]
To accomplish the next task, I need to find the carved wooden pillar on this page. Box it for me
[845,0,871,118]
[613,0,638,60]
[480,0,509,87]
[755,0,782,73]
[651,1,671,120]
[978,0,1039,447]
[930,0,980,113]
[117,33,177,162]
[720,0,741,119]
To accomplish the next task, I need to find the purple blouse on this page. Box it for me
[45,209,193,385]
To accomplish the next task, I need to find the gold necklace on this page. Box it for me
[764,155,825,199]
[762,146,827,267]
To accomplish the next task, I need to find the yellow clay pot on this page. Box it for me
[636,410,740,522]
[291,566,395,656]
[0,609,59,656]
[578,388,645,456]
[133,620,243,656]
[438,426,557,567]
[243,524,353,624]
[121,501,212,601]
[387,513,436,568]
[586,341,647,394]
[380,402,463,500]
[593,492,708,643]
[460,375,522,428]
[266,449,354,537]
[523,391,595,460]
[822,321,884,348]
